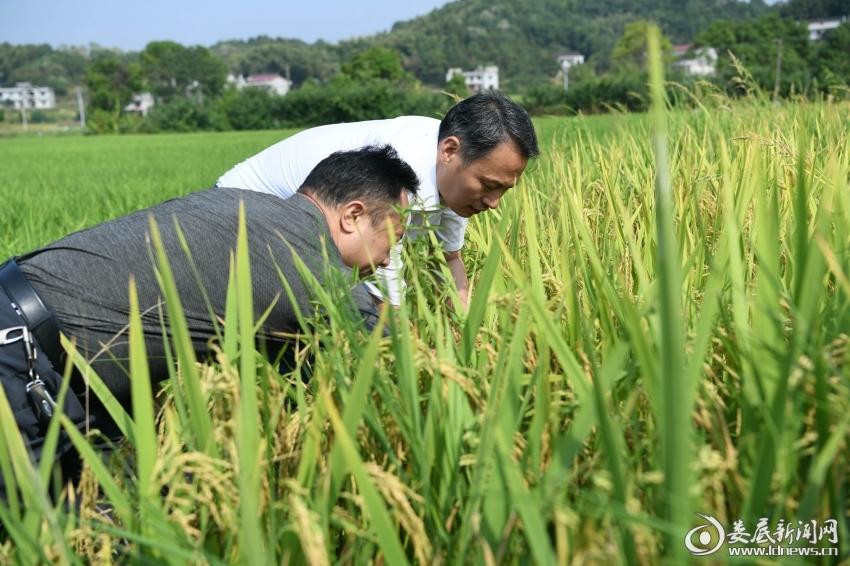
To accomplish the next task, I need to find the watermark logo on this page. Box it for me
[684,513,726,556]
[684,515,840,558]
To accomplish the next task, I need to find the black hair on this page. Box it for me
[297,145,419,222]
[438,91,540,163]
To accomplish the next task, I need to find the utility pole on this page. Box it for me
[20,101,28,131]
[773,38,783,102]
[76,86,86,129]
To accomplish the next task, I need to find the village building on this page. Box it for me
[445,66,499,93]
[672,44,718,77]
[807,17,848,41]
[227,73,292,96]
[124,93,155,116]
[556,52,585,91]
[0,82,56,109]
[557,53,585,70]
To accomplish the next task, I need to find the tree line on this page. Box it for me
[82,43,451,133]
[1,0,847,131]
[524,15,850,115]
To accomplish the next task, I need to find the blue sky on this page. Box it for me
[0,0,452,50]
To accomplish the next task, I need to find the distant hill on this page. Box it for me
[778,0,848,19]
[212,0,772,89]
[7,0,846,95]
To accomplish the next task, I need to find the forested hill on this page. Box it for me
[778,0,848,18]
[353,0,771,86]
[3,0,843,94]
[211,0,771,88]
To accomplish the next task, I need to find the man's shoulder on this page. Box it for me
[387,115,441,128]
[373,116,440,141]
[167,188,316,226]
[314,115,439,134]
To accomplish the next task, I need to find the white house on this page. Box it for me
[227,73,291,96]
[807,17,847,41]
[124,92,155,116]
[0,82,56,109]
[672,45,718,77]
[556,52,585,91]
[557,53,585,70]
[446,66,499,93]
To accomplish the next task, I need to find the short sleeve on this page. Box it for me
[364,242,404,306]
[435,210,468,253]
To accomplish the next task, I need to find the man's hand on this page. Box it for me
[444,250,469,310]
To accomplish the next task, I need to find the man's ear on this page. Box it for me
[339,200,367,235]
[438,135,461,164]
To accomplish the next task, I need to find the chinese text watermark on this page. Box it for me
[684,513,840,558]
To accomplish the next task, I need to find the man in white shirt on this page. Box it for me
[217,91,539,307]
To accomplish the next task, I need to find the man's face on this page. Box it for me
[341,190,408,275]
[436,139,528,218]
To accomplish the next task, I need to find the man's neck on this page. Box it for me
[296,193,342,252]
[434,147,447,205]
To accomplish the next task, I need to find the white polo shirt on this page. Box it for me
[216,116,468,305]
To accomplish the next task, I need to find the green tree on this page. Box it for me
[611,21,673,70]
[85,56,135,111]
[85,54,140,132]
[0,0,778,98]
[219,87,277,130]
[0,43,91,95]
[816,23,850,87]
[143,97,223,132]
[140,41,227,101]
[211,37,338,86]
[697,14,810,95]
[444,72,469,97]
[778,0,848,19]
[339,46,412,83]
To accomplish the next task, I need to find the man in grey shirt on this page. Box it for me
[0,145,416,487]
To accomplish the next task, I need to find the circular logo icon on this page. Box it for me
[684,513,726,556]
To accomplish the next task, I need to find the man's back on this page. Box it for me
[217,116,440,201]
[18,188,371,403]
[216,117,467,305]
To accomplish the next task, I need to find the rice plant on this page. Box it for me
[0,40,848,563]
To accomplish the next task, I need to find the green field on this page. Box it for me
[0,95,848,564]
[0,114,636,258]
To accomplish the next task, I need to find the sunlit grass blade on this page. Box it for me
[59,414,133,526]
[36,353,79,495]
[147,215,213,454]
[0,375,69,562]
[61,333,134,443]
[233,202,268,564]
[588,343,638,565]
[320,384,410,566]
[128,277,158,506]
[796,413,850,520]
[495,429,556,566]
[328,313,386,505]
[647,25,690,559]
[461,213,506,365]
[456,306,531,560]
[223,253,239,363]
[0,502,50,563]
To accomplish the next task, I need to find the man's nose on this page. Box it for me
[482,193,501,209]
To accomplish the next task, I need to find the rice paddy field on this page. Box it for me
[0,71,849,563]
